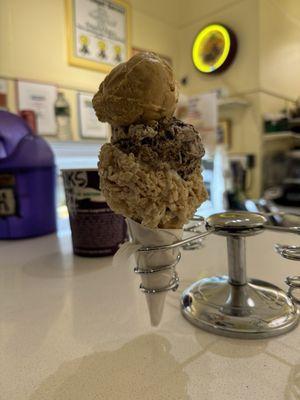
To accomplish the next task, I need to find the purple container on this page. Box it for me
[0,110,56,239]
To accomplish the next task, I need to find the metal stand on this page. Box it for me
[136,211,300,339]
[181,213,299,338]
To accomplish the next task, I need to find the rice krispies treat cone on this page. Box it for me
[99,142,207,229]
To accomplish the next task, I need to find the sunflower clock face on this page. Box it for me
[192,24,237,74]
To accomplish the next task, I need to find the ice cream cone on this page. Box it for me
[94,52,207,327]
[127,218,183,326]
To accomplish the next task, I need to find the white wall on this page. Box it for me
[259,0,300,100]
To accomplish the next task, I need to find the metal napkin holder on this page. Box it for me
[134,210,300,339]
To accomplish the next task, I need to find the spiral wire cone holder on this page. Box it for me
[134,221,212,295]
[134,218,207,293]
[133,211,300,338]
[274,217,300,306]
[134,253,181,294]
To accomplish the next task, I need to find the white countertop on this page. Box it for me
[1,220,300,400]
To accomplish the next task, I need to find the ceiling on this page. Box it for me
[129,0,239,28]
[129,0,180,27]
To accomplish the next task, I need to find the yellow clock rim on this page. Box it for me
[192,24,231,73]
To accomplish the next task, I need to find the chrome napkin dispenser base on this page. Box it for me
[180,212,299,339]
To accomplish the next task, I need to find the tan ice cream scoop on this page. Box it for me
[92,52,178,126]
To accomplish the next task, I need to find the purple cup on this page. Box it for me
[62,168,127,257]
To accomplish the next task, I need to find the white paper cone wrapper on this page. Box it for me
[126,218,183,326]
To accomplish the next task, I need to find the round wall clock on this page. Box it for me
[192,24,237,74]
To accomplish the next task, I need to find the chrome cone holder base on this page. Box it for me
[181,277,299,339]
[180,212,300,339]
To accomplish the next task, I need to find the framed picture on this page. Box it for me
[16,80,57,136]
[132,47,172,66]
[65,0,131,73]
[217,119,232,148]
[78,92,110,139]
[179,92,218,156]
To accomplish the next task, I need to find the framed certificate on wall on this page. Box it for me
[65,0,131,73]
[78,92,110,139]
[17,80,57,136]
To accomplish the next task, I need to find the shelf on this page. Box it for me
[263,132,297,141]
[285,178,300,184]
[48,140,100,171]
[218,97,250,108]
